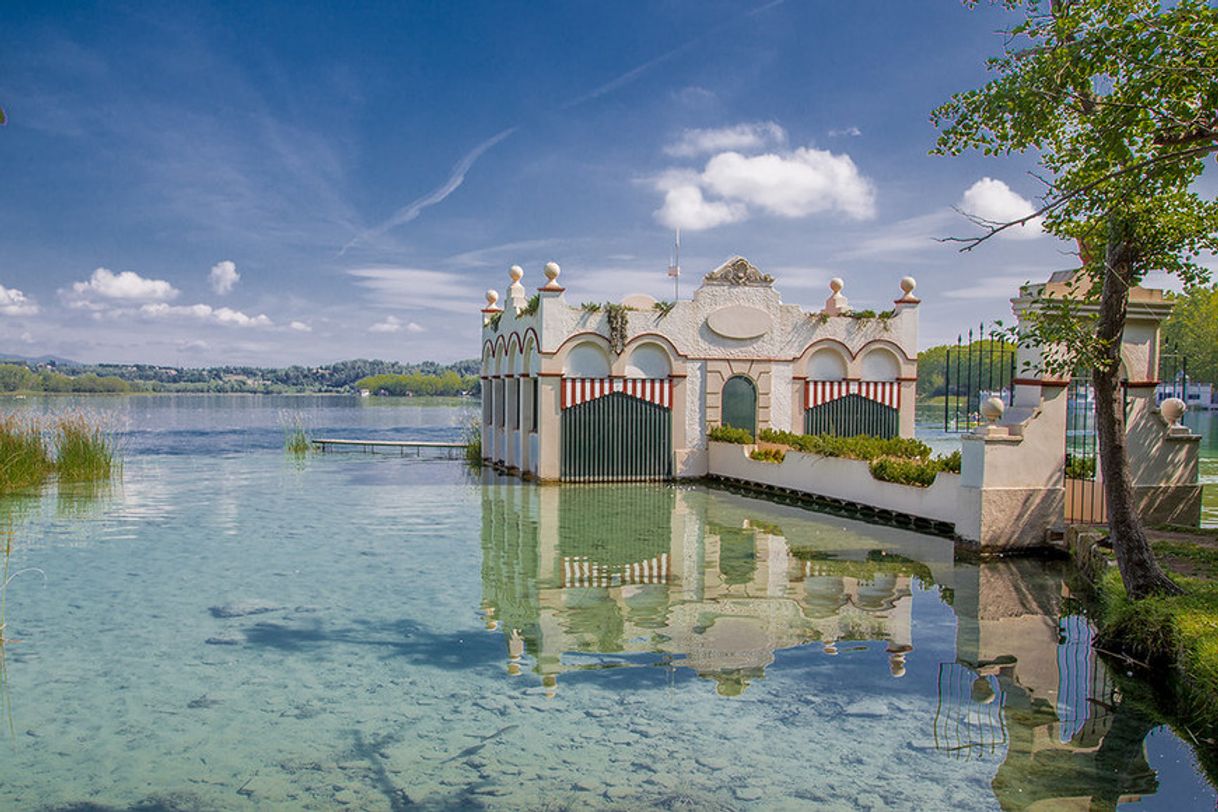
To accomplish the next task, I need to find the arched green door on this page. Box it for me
[722,375,757,438]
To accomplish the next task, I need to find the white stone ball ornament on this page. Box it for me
[981,396,1005,423]
[485,289,500,309]
[542,261,562,290]
[1160,397,1186,426]
[829,277,844,294]
[509,264,524,283]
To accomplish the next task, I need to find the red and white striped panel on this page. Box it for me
[805,380,901,409]
[562,554,670,588]
[562,378,672,410]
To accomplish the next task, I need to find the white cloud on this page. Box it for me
[664,122,787,158]
[406,321,425,333]
[0,284,39,316]
[703,148,875,220]
[369,315,404,333]
[139,302,273,327]
[653,145,876,232]
[959,178,1044,240]
[208,260,240,295]
[829,126,862,137]
[289,320,312,332]
[70,267,179,302]
[655,184,748,231]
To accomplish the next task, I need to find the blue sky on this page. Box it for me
[0,1,1146,365]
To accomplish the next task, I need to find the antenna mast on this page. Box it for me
[667,228,681,301]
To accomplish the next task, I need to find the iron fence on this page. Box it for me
[942,323,1017,433]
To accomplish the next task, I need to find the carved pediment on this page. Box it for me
[702,256,773,287]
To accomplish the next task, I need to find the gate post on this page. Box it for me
[535,373,563,482]
[1121,291,1202,525]
[956,281,1070,549]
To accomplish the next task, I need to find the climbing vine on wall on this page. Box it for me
[605,303,629,355]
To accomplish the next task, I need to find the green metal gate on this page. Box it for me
[561,393,672,482]
[804,394,898,438]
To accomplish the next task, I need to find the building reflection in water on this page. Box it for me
[480,480,929,698]
[480,478,1176,811]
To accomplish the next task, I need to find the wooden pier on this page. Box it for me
[312,438,467,458]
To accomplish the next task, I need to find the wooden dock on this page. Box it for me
[312,438,467,457]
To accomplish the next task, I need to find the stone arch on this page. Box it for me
[625,342,672,379]
[807,347,848,381]
[860,346,901,381]
[563,340,612,378]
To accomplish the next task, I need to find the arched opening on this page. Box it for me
[625,343,672,379]
[860,348,900,382]
[721,375,757,438]
[564,341,611,378]
[807,347,848,381]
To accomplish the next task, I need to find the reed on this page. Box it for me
[53,414,116,483]
[281,412,312,455]
[463,418,483,468]
[0,416,54,494]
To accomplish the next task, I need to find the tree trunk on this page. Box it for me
[1093,220,1182,599]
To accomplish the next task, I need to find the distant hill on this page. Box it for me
[0,353,82,367]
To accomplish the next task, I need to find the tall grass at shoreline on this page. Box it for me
[0,413,118,494]
[54,415,116,482]
[0,417,53,494]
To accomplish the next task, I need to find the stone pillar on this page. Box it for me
[536,374,562,482]
[957,381,1068,550]
[893,276,921,440]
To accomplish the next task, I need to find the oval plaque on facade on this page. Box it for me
[706,305,772,340]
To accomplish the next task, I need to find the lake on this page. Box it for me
[0,395,1214,810]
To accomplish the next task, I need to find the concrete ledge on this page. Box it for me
[707,441,961,527]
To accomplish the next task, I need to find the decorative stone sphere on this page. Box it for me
[980,396,1005,423]
[829,277,844,294]
[1160,396,1187,425]
[508,264,523,282]
[543,261,561,285]
[900,276,917,295]
[485,289,499,307]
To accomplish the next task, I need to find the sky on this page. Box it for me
[0,1,1195,366]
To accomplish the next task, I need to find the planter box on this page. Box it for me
[707,442,961,527]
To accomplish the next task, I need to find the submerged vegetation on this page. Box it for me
[0,414,117,494]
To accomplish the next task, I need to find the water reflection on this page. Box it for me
[480,479,1205,809]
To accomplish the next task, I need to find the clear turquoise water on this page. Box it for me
[0,395,1213,811]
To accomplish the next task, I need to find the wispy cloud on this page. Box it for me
[342,127,518,254]
[347,267,478,314]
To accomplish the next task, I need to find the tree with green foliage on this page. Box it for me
[933,0,1218,598]
[1163,284,1218,385]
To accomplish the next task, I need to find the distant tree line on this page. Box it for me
[355,370,478,397]
[916,339,1015,401]
[0,359,481,395]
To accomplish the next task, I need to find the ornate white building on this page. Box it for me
[479,256,921,482]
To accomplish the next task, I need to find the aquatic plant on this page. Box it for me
[0,416,53,494]
[462,418,483,469]
[53,414,116,482]
[281,413,311,456]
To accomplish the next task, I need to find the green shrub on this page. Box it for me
[938,449,962,474]
[754,427,959,487]
[749,447,786,464]
[708,425,753,444]
[1065,454,1096,480]
[756,428,933,462]
[53,415,115,482]
[869,456,941,487]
